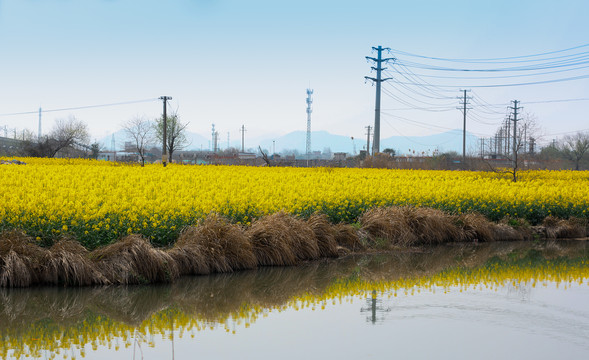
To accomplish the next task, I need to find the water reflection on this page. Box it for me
[0,241,588,359]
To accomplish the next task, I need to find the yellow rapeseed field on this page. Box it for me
[1,157,588,247]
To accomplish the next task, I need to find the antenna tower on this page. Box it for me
[306,89,313,161]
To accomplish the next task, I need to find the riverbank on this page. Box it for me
[1,207,587,287]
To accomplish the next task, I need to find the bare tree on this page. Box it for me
[154,112,189,163]
[123,116,154,166]
[487,112,540,182]
[561,131,589,170]
[24,116,89,157]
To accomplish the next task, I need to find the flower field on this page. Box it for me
[1,157,588,248]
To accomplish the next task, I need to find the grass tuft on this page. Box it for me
[91,235,179,285]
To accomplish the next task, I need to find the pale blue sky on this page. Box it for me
[1,0,588,148]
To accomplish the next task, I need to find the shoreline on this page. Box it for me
[1,207,588,288]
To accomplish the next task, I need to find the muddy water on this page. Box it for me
[1,241,588,360]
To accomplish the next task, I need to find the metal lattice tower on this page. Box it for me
[306,89,313,160]
[211,124,216,152]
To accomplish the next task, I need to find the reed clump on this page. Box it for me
[360,206,464,246]
[91,234,179,285]
[0,231,47,287]
[173,214,257,274]
[542,216,587,239]
[43,240,108,286]
[246,212,300,266]
[307,214,340,258]
[1,207,586,288]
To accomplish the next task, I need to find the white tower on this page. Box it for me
[306,89,313,160]
[211,124,216,152]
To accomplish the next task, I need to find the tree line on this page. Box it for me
[11,113,189,166]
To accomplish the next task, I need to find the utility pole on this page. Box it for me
[509,100,522,168]
[227,132,230,150]
[365,125,372,156]
[480,138,485,159]
[159,96,172,166]
[457,90,472,166]
[365,46,394,154]
[240,125,246,152]
[505,118,511,155]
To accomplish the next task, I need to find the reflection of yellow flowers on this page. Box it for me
[0,157,588,247]
[0,258,587,360]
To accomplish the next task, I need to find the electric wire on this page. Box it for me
[0,98,159,117]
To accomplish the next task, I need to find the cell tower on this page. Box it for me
[211,124,216,152]
[306,89,313,160]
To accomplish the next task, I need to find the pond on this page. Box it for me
[1,241,588,360]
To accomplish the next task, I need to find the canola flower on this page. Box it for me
[1,157,588,248]
[1,254,587,360]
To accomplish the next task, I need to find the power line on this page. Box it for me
[388,74,589,88]
[0,98,159,117]
[388,43,589,63]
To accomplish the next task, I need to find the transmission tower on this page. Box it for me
[306,89,313,161]
[365,46,394,154]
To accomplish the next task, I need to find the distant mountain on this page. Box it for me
[260,129,479,156]
[98,130,209,151]
[98,128,479,155]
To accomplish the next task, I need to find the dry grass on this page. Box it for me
[307,214,339,258]
[281,214,320,261]
[360,207,464,246]
[360,207,513,246]
[456,213,495,242]
[404,207,464,244]
[91,234,179,285]
[333,223,364,252]
[246,212,298,266]
[1,206,587,288]
[543,216,587,239]
[43,240,108,286]
[173,214,257,273]
[0,231,46,287]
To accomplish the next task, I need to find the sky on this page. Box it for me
[1,0,588,151]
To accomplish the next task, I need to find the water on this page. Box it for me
[1,241,588,360]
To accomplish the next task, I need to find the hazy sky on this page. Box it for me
[1,0,588,147]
